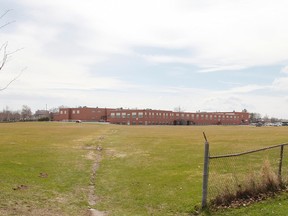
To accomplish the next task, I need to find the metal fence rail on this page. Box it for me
[201,133,288,209]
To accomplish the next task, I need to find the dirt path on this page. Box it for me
[86,137,108,216]
[89,209,107,216]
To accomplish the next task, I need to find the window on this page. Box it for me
[138,112,143,118]
[122,113,126,118]
[60,111,63,114]
[116,113,121,118]
[77,110,80,114]
[110,113,115,118]
[132,112,137,118]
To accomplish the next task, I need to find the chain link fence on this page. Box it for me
[201,135,288,208]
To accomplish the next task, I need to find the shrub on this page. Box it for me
[210,160,285,208]
[38,117,50,121]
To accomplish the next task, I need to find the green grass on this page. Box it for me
[0,122,111,215]
[1,123,288,215]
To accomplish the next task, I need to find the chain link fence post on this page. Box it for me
[278,144,284,182]
[201,132,209,209]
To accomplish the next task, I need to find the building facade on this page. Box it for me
[107,109,249,125]
[54,107,250,125]
[53,107,113,122]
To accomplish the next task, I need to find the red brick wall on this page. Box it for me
[53,107,250,125]
[54,107,113,122]
[107,109,250,125]
[107,109,174,125]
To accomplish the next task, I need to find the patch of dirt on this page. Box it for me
[0,203,66,216]
[86,151,97,160]
[86,145,108,216]
[88,209,108,216]
[13,185,28,190]
[39,172,48,178]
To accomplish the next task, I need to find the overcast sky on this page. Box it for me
[1,0,288,118]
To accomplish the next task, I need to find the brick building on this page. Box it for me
[54,106,249,125]
[107,109,249,125]
[53,107,113,122]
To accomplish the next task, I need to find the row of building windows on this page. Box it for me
[60,110,80,115]
[109,112,241,119]
[60,110,242,121]
[113,121,242,126]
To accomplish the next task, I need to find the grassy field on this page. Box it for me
[1,122,288,215]
[0,122,112,215]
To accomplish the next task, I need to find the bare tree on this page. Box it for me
[249,112,262,123]
[174,106,185,112]
[21,105,32,120]
[0,9,23,91]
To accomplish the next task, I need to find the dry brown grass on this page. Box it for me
[210,160,286,208]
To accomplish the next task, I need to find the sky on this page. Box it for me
[1,0,288,119]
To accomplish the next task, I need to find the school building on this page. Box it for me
[53,107,114,122]
[54,107,250,125]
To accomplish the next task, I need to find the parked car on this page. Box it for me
[256,122,263,127]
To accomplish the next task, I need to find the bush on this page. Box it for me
[210,160,286,208]
[38,117,50,121]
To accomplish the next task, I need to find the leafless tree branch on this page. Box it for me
[0,41,24,72]
[0,9,12,19]
[0,42,8,71]
[0,9,25,91]
[0,67,26,91]
[0,10,15,29]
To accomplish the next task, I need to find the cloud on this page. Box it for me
[228,85,269,94]
[15,0,288,72]
[272,77,288,91]
[199,96,248,112]
[1,0,288,119]
[271,66,288,91]
[281,66,288,74]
